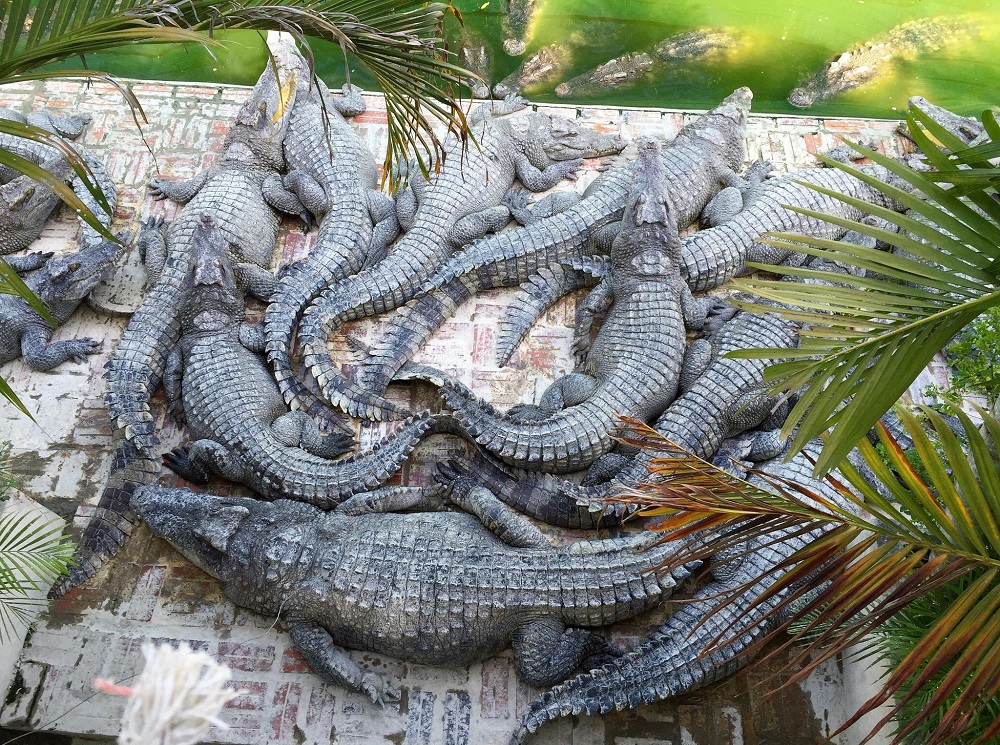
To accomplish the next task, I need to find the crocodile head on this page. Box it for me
[31,234,122,303]
[181,214,244,331]
[509,112,626,161]
[787,86,817,108]
[0,156,75,251]
[683,86,752,168]
[221,47,302,170]
[133,488,324,609]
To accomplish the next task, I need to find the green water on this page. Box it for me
[57,1,1000,118]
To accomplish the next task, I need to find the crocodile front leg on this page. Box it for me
[538,373,599,413]
[234,263,276,302]
[335,486,442,516]
[514,154,582,192]
[287,620,399,706]
[572,275,613,366]
[136,216,167,284]
[148,170,211,204]
[165,440,246,485]
[162,346,185,426]
[448,481,548,549]
[447,205,512,246]
[270,411,353,459]
[20,328,99,370]
[364,190,400,267]
[6,252,52,274]
[513,618,622,688]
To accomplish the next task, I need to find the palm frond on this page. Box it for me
[728,104,1000,474]
[614,405,1000,745]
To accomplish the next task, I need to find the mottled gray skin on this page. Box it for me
[555,29,738,99]
[788,16,976,108]
[435,311,798,528]
[162,215,441,507]
[513,446,855,743]
[700,159,772,227]
[494,44,570,98]
[0,237,122,369]
[132,483,691,702]
[262,52,398,432]
[902,95,987,146]
[354,88,749,401]
[0,109,117,256]
[433,138,699,474]
[502,0,538,56]
[682,163,909,292]
[56,56,305,598]
[496,259,605,366]
[297,97,622,421]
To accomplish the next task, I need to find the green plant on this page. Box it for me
[0,445,74,641]
[942,306,1000,400]
[619,402,1000,744]
[729,103,1000,474]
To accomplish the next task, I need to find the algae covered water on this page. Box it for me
[60,0,998,118]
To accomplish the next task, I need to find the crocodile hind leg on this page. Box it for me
[270,411,353,459]
[513,618,623,687]
[148,170,211,204]
[331,84,366,118]
[287,620,399,706]
[447,205,512,246]
[447,480,548,548]
[538,373,599,413]
[163,440,246,485]
[362,190,400,268]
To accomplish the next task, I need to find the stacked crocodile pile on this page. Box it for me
[10,37,940,744]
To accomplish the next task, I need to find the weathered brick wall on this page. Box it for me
[0,78,911,744]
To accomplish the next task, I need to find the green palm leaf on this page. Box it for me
[729,105,1000,474]
[616,406,1000,745]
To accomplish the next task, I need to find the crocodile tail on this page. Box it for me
[298,283,412,421]
[345,411,443,495]
[356,276,476,393]
[49,438,159,598]
[497,265,599,366]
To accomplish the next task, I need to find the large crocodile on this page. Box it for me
[51,53,305,597]
[354,88,750,401]
[555,29,738,99]
[0,236,124,370]
[434,310,798,528]
[787,16,977,108]
[262,48,398,429]
[296,96,622,420]
[513,445,856,743]
[455,26,492,99]
[132,479,693,701]
[161,213,446,507]
[421,137,703,474]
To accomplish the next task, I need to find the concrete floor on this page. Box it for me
[0,76,922,744]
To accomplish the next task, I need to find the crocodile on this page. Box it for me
[700,159,772,227]
[262,48,398,429]
[296,96,621,421]
[0,235,124,370]
[788,16,978,108]
[681,162,911,292]
[493,44,570,98]
[502,0,539,56]
[421,137,702,474]
[455,27,492,99]
[900,95,987,146]
[52,51,306,598]
[433,310,798,528]
[512,445,856,743]
[0,109,118,256]
[353,88,750,400]
[555,29,738,99]
[131,478,693,701]
[160,213,445,507]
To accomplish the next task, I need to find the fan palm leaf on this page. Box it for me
[728,104,1000,475]
[614,405,1000,745]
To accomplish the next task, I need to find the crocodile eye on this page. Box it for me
[68,262,80,272]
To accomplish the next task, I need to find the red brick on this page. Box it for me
[281,646,313,674]
[269,682,302,739]
[218,641,276,672]
[480,657,510,718]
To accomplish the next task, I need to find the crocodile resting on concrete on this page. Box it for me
[422,137,704,474]
[354,88,750,402]
[132,479,693,702]
[162,213,446,507]
[788,16,978,108]
[297,96,622,421]
[0,236,124,370]
[555,29,738,99]
[262,47,398,430]
[51,52,305,598]
[433,310,798,528]
[513,445,856,743]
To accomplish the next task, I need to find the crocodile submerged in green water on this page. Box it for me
[494,44,570,98]
[555,29,739,99]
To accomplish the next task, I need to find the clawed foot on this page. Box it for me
[147,178,172,200]
[557,158,584,182]
[360,671,400,708]
[66,338,100,364]
[435,461,475,498]
[136,215,165,260]
[503,186,532,212]
[162,446,210,485]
